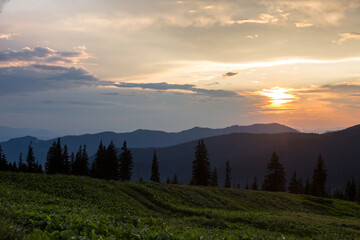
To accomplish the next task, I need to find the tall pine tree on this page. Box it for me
[0,144,8,171]
[311,155,327,197]
[262,152,286,192]
[191,140,211,186]
[72,145,89,176]
[119,141,133,181]
[251,176,258,190]
[150,150,160,182]
[26,142,36,173]
[45,141,57,174]
[288,171,302,194]
[105,141,119,180]
[90,141,106,178]
[18,153,27,172]
[224,160,231,188]
[63,145,70,174]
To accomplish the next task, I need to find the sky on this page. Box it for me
[1,0,360,135]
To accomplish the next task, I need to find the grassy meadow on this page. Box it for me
[0,172,360,239]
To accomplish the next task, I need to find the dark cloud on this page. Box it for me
[0,47,87,64]
[41,100,115,107]
[114,82,195,91]
[321,83,360,91]
[0,64,98,96]
[113,82,239,98]
[222,72,238,79]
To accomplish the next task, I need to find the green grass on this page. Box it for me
[1,172,360,239]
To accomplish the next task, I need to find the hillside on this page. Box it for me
[0,172,359,239]
[131,125,360,189]
[0,123,297,164]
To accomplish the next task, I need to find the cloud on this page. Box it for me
[112,82,239,98]
[0,33,17,39]
[41,100,115,107]
[295,22,313,28]
[0,46,90,66]
[321,82,360,91]
[0,0,10,13]
[0,64,99,96]
[234,13,278,24]
[264,0,360,26]
[337,32,360,44]
[222,72,238,79]
[246,34,259,39]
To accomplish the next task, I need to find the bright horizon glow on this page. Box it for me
[258,87,297,108]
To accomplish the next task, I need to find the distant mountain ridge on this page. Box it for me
[0,123,297,164]
[1,123,360,190]
[0,126,56,142]
[130,124,360,190]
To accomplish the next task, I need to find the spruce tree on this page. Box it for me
[55,138,64,173]
[311,155,327,197]
[150,150,160,182]
[0,145,8,171]
[72,145,88,176]
[262,152,286,192]
[35,162,43,173]
[80,145,89,176]
[119,141,133,181]
[166,177,171,184]
[63,145,70,174]
[245,183,249,190]
[91,141,106,178]
[45,141,56,174]
[224,160,231,188]
[18,153,27,172]
[210,168,218,187]
[288,171,302,194]
[69,152,75,175]
[105,141,118,180]
[251,176,258,190]
[191,140,211,186]
[26,142,36,173]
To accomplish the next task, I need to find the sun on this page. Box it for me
[258,87,297,108]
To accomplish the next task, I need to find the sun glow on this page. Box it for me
[259,87,297,108]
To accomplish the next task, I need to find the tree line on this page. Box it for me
[0,139,359,202]
[189,140,359,202]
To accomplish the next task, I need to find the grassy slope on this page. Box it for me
[0,172,360,240]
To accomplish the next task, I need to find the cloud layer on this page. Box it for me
[0,64,98,96]
[0,46,90,66]
[113,82,239,98]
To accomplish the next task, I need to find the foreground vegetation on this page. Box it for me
[1,172,360,239]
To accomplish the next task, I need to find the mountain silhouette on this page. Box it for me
[0,123,297,165]
[130,125,360,190]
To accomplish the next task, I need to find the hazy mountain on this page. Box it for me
[0,126,56,142]
[130,124,360,190]
[0,123,297,164]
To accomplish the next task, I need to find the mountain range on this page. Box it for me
[130,124,360,190]
[1,123,359,190]
[0,123,297,164]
